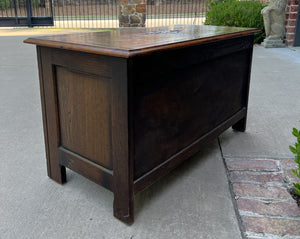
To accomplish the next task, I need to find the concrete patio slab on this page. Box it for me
[0,28,94,36]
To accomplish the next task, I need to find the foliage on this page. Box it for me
[289,127,300,196]
[31,0,41,8]
[0,0,10,9]
[0,0,40,8]
[205,0,266,44]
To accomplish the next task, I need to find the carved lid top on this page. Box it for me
[24,25,260,58]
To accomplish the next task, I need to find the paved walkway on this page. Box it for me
[0,28,300,239]
[0,28,97,36]
[226,157,300,238]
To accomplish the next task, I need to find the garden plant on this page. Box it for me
[205,0,266,43]
[0,0,10,9]
[289,127,300,207]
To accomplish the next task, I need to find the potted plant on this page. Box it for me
[289,127,300,207]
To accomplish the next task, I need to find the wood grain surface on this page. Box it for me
[24,25,260,58]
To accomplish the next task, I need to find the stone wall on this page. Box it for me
[285,0,299,46]
[119,0,146,27]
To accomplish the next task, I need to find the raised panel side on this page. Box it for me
[55,66,112,170]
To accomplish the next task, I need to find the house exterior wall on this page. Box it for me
[286,0,299,46]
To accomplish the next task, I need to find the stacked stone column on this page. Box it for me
[119,0,146,27]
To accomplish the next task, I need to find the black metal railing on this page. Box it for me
[52,0,119,28]
[0,0,207,28]
[146,0,207,27]
[0,0,53,26]
[52,0,207,28]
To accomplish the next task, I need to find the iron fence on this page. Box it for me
[0,0,53,26]
[52,0,118,28]
[53,0,207,28]
[0,0,207,28]
[146,0,207,27]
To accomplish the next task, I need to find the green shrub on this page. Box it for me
[0,0,10,9]
[0,0,40,9]
[205,0,266,44]
[289,127,300,196]
[31,0,41,7]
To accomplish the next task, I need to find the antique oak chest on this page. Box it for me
[24,25,259,224]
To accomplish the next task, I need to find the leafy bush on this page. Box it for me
[31,0,41,7]
[289,127,300,196]
[0,0,39,8]
[205,0,266,44]
[0,0,10,9]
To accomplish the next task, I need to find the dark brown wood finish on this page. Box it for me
[58,147,113,190]
[25,25,259,224]
[56,66,112,169]
[36,47,62,182]
[131,36,253,180]
[232,37,255,133]
[111,58,134,224]
[133,108,247,193]
[24,25,259,57]
[38,47,67,184]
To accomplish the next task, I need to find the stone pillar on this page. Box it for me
[119,0,146,27]
[285,0,299,46]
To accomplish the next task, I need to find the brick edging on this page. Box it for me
[221,151,300,238]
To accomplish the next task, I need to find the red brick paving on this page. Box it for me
[225,157,300,238]
[280,159,298,169]
[237,198,300,217]
[233,184,291,199]
[242,216,300,236]
[230,171,283,184]
[283,168,300,183]
[280,159,300,183]
[226,158,279,171]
